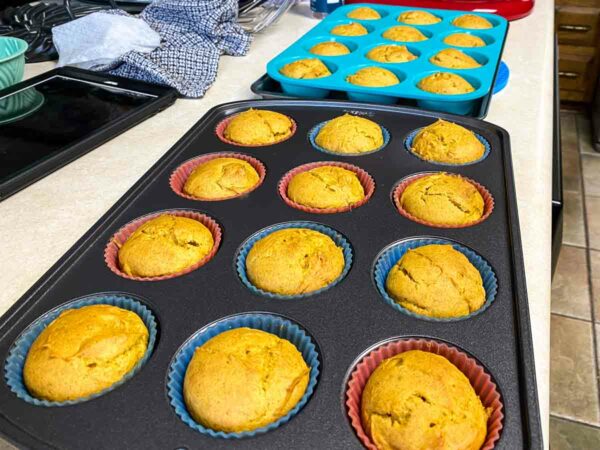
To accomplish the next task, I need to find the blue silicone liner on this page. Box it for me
[309,119,390,157]
[236,221,353,299]
[166,312,320,439]
[373,237,498,322]
[4,293,157,407]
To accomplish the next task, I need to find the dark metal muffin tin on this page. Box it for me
[0,100,542,449]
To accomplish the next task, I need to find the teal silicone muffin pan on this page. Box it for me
[266,3,508,115]
[0,37,27,90]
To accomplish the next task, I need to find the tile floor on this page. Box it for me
[550,111,600,448]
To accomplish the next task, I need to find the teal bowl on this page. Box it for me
[0,37,28,90]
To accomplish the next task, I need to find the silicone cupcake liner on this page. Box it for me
[104,209,222,282]
[373,237,498,322]
[345,338,504,450]
[215,112,297,147]
[278,161,375,214]
[308,120,390,157]
[236,221,353,299]
[169,152,266,201]
[4,293,157,407]
[392,171,494,228]
[167,312,320,439]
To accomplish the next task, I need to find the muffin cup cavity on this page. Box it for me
[4,293,157,407]
[170,152,266,201]
[104,209,222,281]
[235,221,353,299]
[345,337,504,450]
[278,161,375,214]
[373,237,498,322]
[309,120,390,156]
[215,112,297,147]
[167,312,320,438]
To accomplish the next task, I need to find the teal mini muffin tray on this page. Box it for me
[266,3,508,116]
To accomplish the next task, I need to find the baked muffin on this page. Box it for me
[23,305,149,402]
[287,166,365,209]
[331,22,368,36]
[245,228,344,295]
[383,26,428,42]
[453,14,493,29]
[310,41,351,56]
[183,157,260,200]
[118,214,214,277]
[280,58,331,79]
[224,109,294,145]
[367,45,417,63]
[347,6,381,20]
[183,328,310,432]
[430,48,481,69]
[347,67,399,87]
[411,119,485,164]
[385,244,485,318]
[315,114,384,154]
[399,173,484,226]
[361,350,489,450]
[418,72,475,95]
[443,33,486,48]
[397,10,441,25]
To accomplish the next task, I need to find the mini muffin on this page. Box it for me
[331,22,368,36]
[430,48,481,69]
[361,350,489,450]
[453,14,493,29]
[23,305,149,402]
[418,72,475,95]
[347,67,399,87]
[411,119,485,164]
[443,33,486,48]
[310,41,351,56]
[385,244,486,318]
[347,6,381,20]
[118,214,214,277]
[367,45,417,63]
[183,328,310,432]
[280,58,331,79]
[183,157,260,200]
[399,173,484,226]
[383,25,428,42]
[224,109,294,146]
[397,10,441,25]
[287,166,365,209]
[315,113,384,154]
[245,228,344,295]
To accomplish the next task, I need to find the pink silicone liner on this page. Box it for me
[215,112,297,147]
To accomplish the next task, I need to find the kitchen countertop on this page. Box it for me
[0,2,553,448]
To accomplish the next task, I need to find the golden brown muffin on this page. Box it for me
[452,14,493,29]
[382,26,428,42]
[23,305,149,402]
[246,228,344,295]
[331,22,369,36]
[430,48,481,69]
[443,33,486,48]
[347,67,399,87]
[361,350,489,450]
[118,214,214,277]
[183,328,310,432]
[315,113,384,154]
[310,41,351,56]
[411,119,485,164]
[279,58,331,79]
[183,157,260,200]
[385,244,485,318]
[399,173,484,226]
[347,6,381,20]
[224,109,294,146]
[418,72,475,95]
[366,45,417,63]
[287,166,365,209]
[397,10,441,25]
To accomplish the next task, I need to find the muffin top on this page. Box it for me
[183,328,310,433]
[347,6,381,20]
[245,228,345,295]
[315,113,384,154]
[385,244,486,318]
[310,41,351,56]
[411,119,485,164]
[399,173,484,226]
[418,72,475,95]
[361,350,489,450]
[443,33,486,47]
[453,14,493,29]
[367,45,417,63]
[347,67,400,87]
[280,58,331,79]
[23,305,149,402]
[287,165,365,210]
[183,157,260,200]
[430,48,481,69]
[331,22,368,36]
[383,25,428,42]
[224,108,294,145]
[118,214,214,277]
[397,10,441,25]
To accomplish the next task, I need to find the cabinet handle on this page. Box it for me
[558,24,591,32]
[558,71,580,79]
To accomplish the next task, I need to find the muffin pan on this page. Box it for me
[0,100,541,449]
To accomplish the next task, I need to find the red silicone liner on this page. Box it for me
[278,161,375,214]
[170,152,266,201]
[393,172,494,228]
[346,338,504,450]
[215,112,297,147]
[104,209,222,282]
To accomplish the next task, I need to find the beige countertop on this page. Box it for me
[0,2,553,448]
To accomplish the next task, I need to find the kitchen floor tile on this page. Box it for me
[552,246,591,320]
[563,191,586,247]
[577,114,597,155]
[0,439,15,450]
[550,416,600,449]
[582,154,600,196]
[562,149,582,192]
[591,251,600,323]
[586,196,600,251]
[561,113,578,153]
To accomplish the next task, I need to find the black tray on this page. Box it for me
[0,100,542,449]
